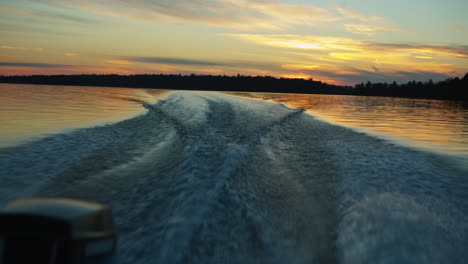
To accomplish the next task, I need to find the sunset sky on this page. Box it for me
[1,0,467,85]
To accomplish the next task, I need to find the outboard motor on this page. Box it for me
[0,198,117,264]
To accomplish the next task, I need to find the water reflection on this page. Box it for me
[1,84,467,158]
[0,84,170,148]
[229,92,468,157]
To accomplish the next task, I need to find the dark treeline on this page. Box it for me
[353,73,468,100]
[0,73,466,100]
[0,74,348,95]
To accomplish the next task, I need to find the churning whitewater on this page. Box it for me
[1,92,467,264]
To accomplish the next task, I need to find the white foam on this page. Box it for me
[1,91,466,263]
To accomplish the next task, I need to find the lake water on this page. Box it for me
[2,84,465,158]
[1,84,467,263]
[230,92,468,158]
[0,84,170,148]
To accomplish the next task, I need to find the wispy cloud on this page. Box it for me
[0,62,70,68]
[6,0,408,35]
[0,45,43,52]
[454,25,468,34]
[105,59,134,65]
[127,57,226,66]
[336,7,407,36]
[369,43,468,59]
[124,56,276,70]
[52,0,338,30]
[225,34,365,51]
[225,33,466,84]
[0,4,98,24]
[1,1,463,85]
[335,7,384,23]
[0,6,35,16]
[0,64,138,76]
[344,24,409,36]
[0,20,86,36]
[227,34,468,59]
[1,45,28,51]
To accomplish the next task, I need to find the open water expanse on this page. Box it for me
[0,84,467,263]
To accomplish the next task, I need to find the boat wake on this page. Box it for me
[1,92,467,263]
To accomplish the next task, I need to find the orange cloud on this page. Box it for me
[65,53,79,57]
[454,25,468,33]
[0,45,28,51]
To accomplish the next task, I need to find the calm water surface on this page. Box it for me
[1,84,467,158]
[230,92,468,157]
[0,84,170,147]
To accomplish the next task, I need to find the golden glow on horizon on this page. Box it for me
[227,34,467,79]
[0,0,467,85]
[282,64,319,70]
[281,73,313,80]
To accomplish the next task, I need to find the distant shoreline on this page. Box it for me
[1,74,467,101]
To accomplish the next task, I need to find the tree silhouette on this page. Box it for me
[0,73,466,100]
